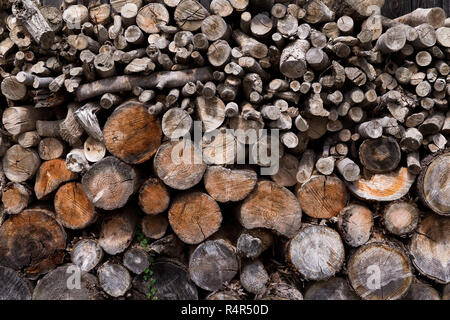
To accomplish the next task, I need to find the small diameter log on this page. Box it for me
[400,128,423,152]
[38,138,65,161]
[168,192,222,244]
[374,26,406,54]
[395,8,445,28]
[54,182,96,230]
[133,258,198,300]
[232,30,268,59]
[62,4,89,29]
[74,103,103,142]
[32,264,100,300]
[161,108,193,139]
[279,40,310,79]
[296,149,315,183]
[358,120,383,139]
[12,0,55,49]
[66,148,89,174]
[417,150,450,216]
[413,24,436,49]
[189,239,239,291]
[315,156,335,176]
[288,225,345,281]
[123,248,149,275]
[34,159,78,200]
[81,157,138,210]
[76,67,214,101]
[2,182,32,215]
[18,131,40,148]
[207,40,231,67]
[103,101,161,164]
[202,15,229,41]
[99,207,138,255]
[0,209,66,276]
[204,166,257,202]
[304,277,359,300]
[195,96,226,132]
[154,140,206,190]
[2,106,50,135]
[303,0,334,24]
[296,175,349,219]
[337,204,373,247]
[236,229,273,259]
[71,239,103,272]
[59,104,84,146]
[240,259,269,295]
[337,158,360,182]
[238,180,302,237]
[3,144,41,183]
[409,214,449,284]
[138,177,170,215]
[348,242,413,300]
[141,214,168,240]
[359,136,401,173]
[348,168,415,202]
[84,137,106,163]
[98,262,132,297]
[0,266,32,300]
[383,202,419,236]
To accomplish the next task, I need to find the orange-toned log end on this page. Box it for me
[138,178,170,215]
[239,180,302,237]
[204,166,257,202]
[103,101,162,164]
[417,149,450,216]
[141,214,168,240]
[54,182,96,230]
[347,167,416,202]
[0,209,66,277]
[409,214,450,284]
[34,159,78,200]
[168,192,222,244]
[295,175,348,219]
[337,204,373,247]
[348,242,413,300]
[1,182,32,214]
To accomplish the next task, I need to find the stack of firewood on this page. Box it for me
[0,0,449,300]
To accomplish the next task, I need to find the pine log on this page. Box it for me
[0,209,66,276]
[348,241,413,300]
[3,144,41,183]
[141,214,168,240]
[238,180,302,237]
[189,239,239,291]
[296,175,349,219]
[288,225,345,281]
[168,192,222,244]
[34,159,78,200]
[138,177,170,215]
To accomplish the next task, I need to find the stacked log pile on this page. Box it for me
[0,0,449,300]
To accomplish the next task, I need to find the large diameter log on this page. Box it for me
[409,214,449,284]
[174,0,209,31]
[288,225,345,281]
[348,168,416,202]
[32,264,100,300]
[417,150,450,216]
[296,175,349,219]
[3,145,41,183]
[395,8,445,29]
[138,177,170,215]
[279,39,310,79]
[136,3,169,34]
[81,157,138,210]
[12,0,55,49]
[1,76,27,101]
[54,182,96,230]
[133,258,198,300]
[99,206,138,255]
[203,166,257,202]
[238,180,302,237]
[168,192,222,244]
[337,204,373,247]
[2,106,51,135]
[0,266,32,300]
[348,242,413,300]
[75,67,214,101]
[103,101,161,164]
[304,277,359,300]
[189,239,238,291]
[154,140,206,190]
[359,136,401,173]
[0,209,66,276]
[34,159,78,200]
